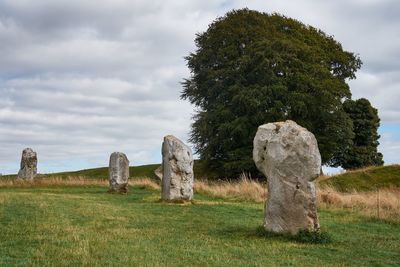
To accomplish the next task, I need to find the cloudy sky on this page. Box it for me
[0,0,399,175]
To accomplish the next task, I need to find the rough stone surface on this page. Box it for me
[253,120,321,234]
[108,152,129,193]
[161,135,194,200]
[17,148,37,180]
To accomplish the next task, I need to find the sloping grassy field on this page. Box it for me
[319,165,400,192]
[1,164,160,180]
[2,160,212,181]
[36,163,161,180]
[0,184,399,266]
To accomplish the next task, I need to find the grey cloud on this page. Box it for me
[0,0,399,174]
[0,1,215,80]
[349,70,400,123]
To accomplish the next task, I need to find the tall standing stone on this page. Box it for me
[17,148,37,180]
[161,135,194,201]
[108,152,129,193]
[253,120,321,234]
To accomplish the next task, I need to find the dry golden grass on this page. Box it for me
[0,176,107,188]
[194,174,266,202]
[318,186,400,222]
[194,176,400,222]
[129,178,159,190]
[1,175,399,222]
[0,176,159,191]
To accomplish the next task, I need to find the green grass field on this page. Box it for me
[1,184,399,266]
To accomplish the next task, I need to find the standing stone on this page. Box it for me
[108,152,129,193]
[17,148,37,180]
[253,120,321,234]
[161,135,194,201]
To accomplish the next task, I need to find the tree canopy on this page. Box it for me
[332,98,384,169]
[182,9,363,178]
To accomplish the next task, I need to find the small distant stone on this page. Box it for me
[154,165,163,180]
[161,135,194,201]
[253,120,321,234]
[17,148,37,180]
[108,152,129,193]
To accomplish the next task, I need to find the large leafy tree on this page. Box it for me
[182,9,362,178]
[332,98,383,169]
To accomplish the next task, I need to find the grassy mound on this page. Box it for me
[40,163,161,180]
[1,160,213,180]
[320,165,400,192]
[0,185,399,266]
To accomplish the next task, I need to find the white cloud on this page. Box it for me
[379,130,400,164]
[349,71,400,123]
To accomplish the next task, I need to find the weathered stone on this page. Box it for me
[161,135,194,200]
[17,148,37,180]
[108,152,129,193]
[253,120,321,234]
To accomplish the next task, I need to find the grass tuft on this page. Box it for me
[294,229,331,244]
[157,199,193,205]
[255,226,331,244]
